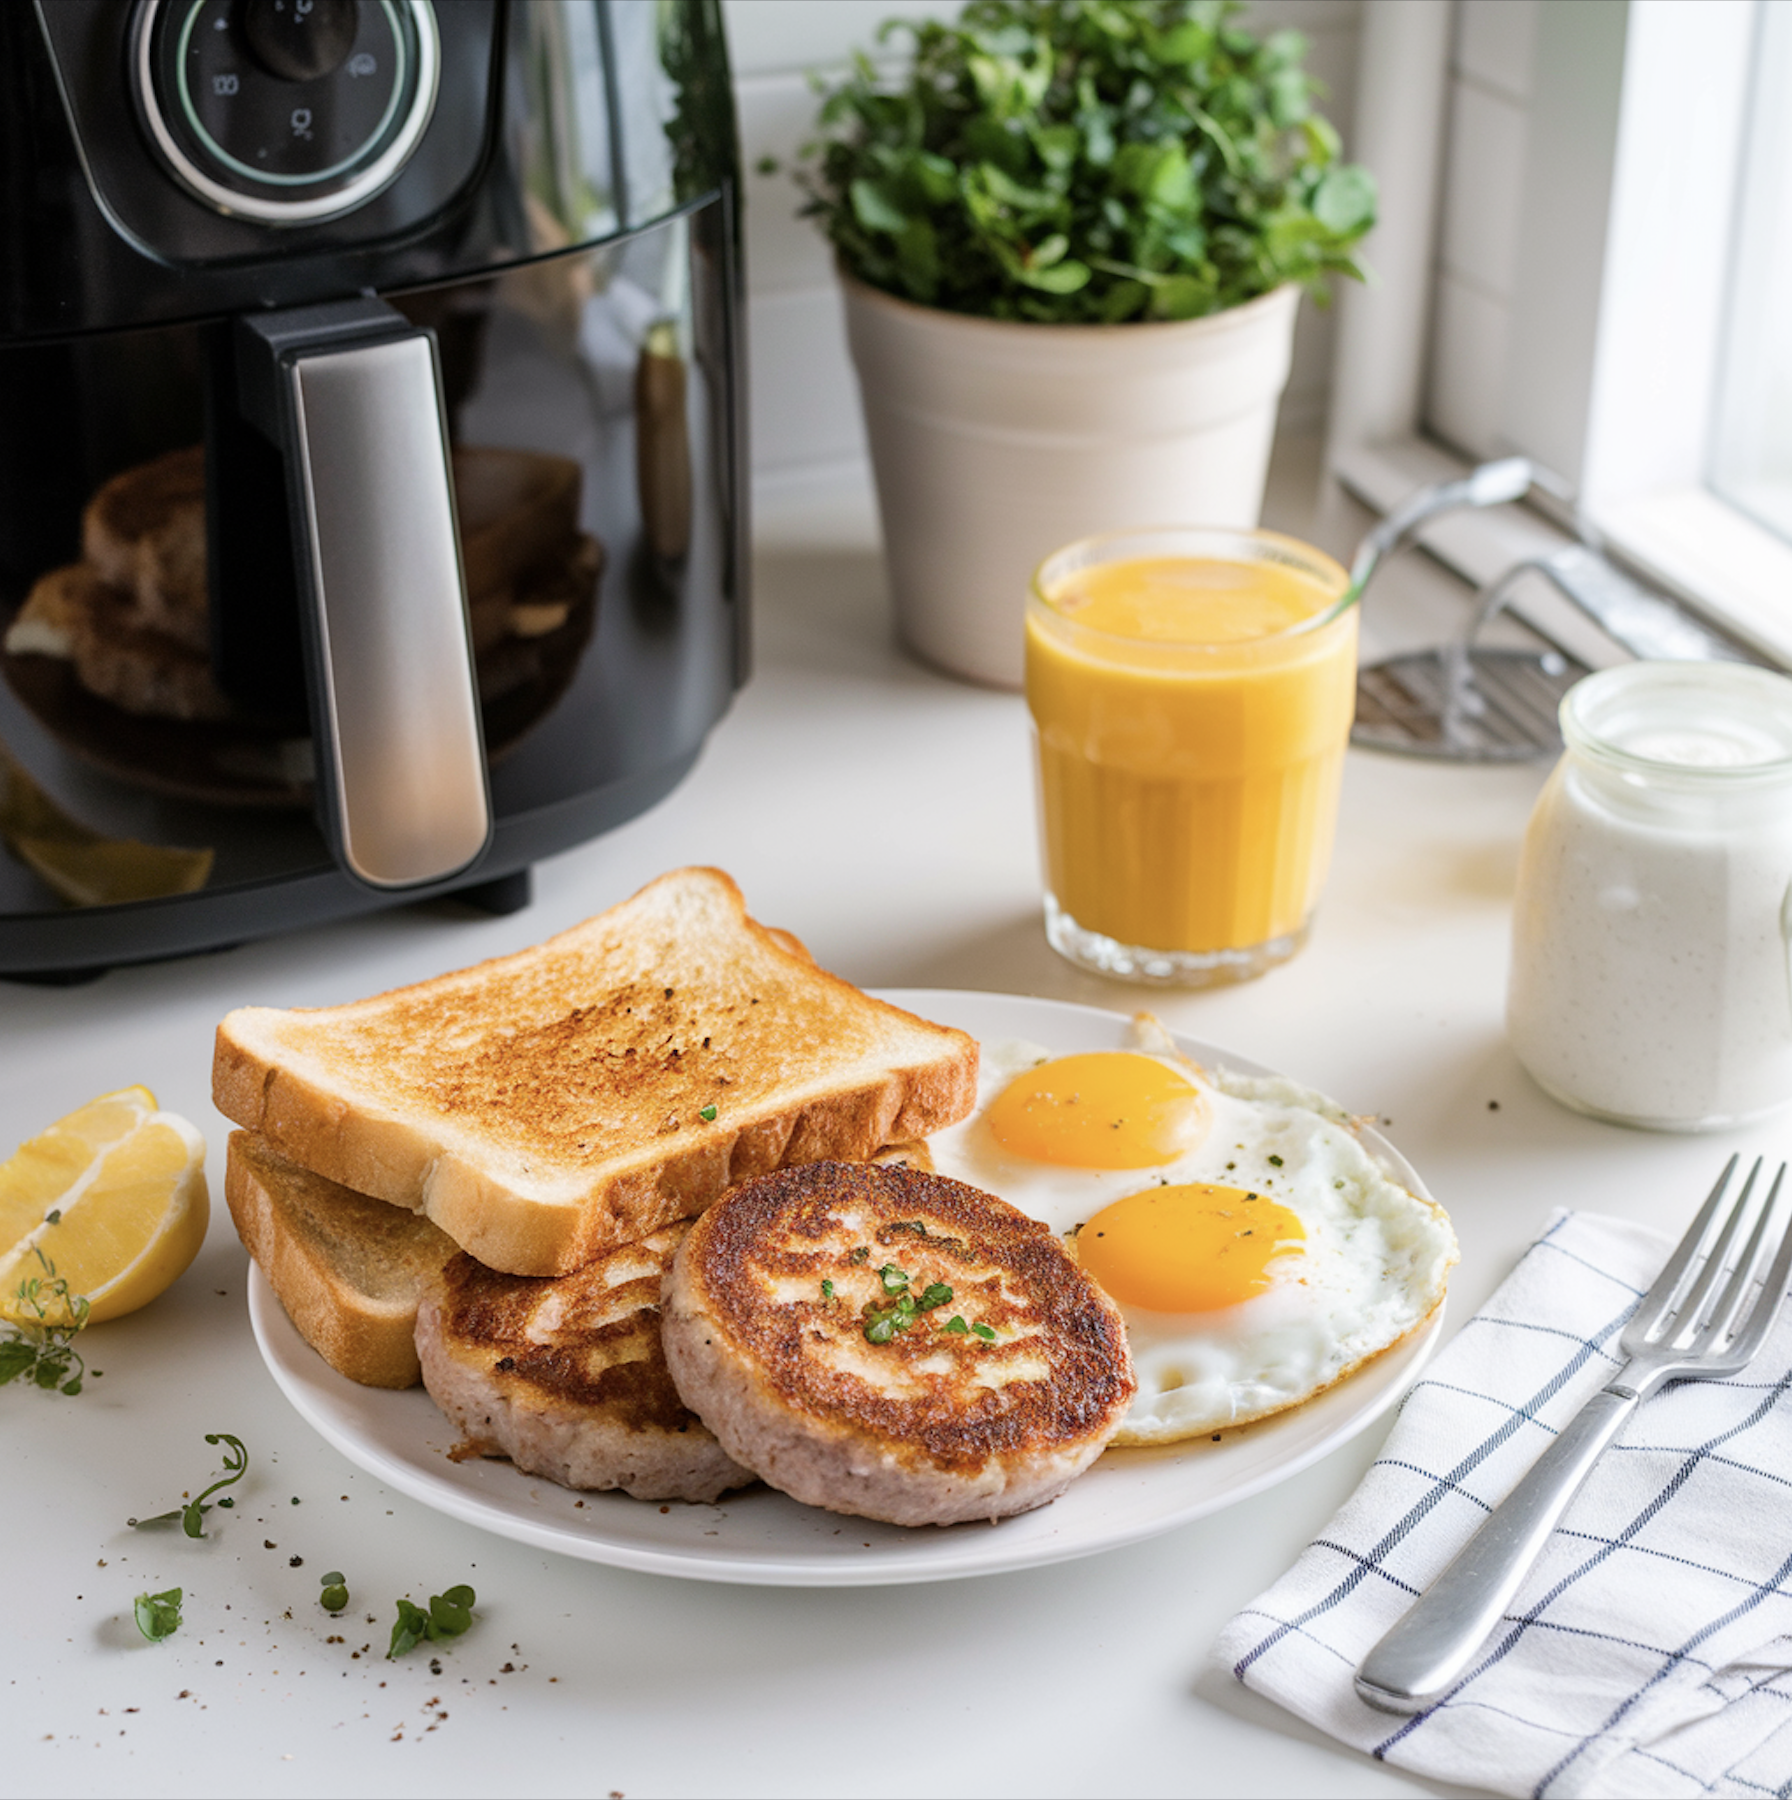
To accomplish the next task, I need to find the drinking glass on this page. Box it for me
[1027,526,1356,985]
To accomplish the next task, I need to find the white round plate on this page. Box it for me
[249,989,1445,1586]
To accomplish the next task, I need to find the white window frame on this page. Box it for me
[1327,0,1792,671]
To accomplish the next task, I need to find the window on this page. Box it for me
[1329,0,1792,669]
[1709,0,1792,548]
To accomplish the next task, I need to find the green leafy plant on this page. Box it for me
[319,1571,350,1614]
[0,1249,90,1396]
[787,0,1375,323]
[129,1432,249,1538]
[388,1585,477,1659]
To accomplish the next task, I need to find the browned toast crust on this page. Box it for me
[82,444,209,647]
[17,564,231,721]
[225,1130,456,1388]
[212,869,979,1275]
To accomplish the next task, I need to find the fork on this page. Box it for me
[1355,1156,1792,1714]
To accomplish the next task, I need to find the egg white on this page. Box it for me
[925,1037,1457,1444]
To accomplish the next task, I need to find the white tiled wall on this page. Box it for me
[1424,0,1539,459]
[723,0,1366,490]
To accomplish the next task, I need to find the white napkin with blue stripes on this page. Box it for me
[1214,1209,1792,1798]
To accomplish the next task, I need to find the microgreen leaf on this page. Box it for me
[917,1282,954,1311]
[972,1322,998,1341]
[388,1584,478,1658]
[320,1573,349,1614]
[134,1588,182,1643]
[698,1105,718,1122]
[944,1315,969,1334]
[879,1263,909,1293]
[388,1598,430,1659]
[820,1279,835,1300]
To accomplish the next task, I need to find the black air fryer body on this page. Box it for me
[0,0,747,978]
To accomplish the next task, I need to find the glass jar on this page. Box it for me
[1507,661,1792,1130]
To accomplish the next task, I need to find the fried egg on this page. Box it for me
[923,1031,1456,1445]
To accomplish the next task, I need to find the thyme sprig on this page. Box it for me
[130,1432,250,1537]
[0,1248,91,1396]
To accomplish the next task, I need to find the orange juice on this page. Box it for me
[1027,529,1355,981]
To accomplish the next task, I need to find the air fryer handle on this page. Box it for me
[235,298,491,889]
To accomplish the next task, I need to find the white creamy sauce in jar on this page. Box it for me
[1507,664,1792,1130]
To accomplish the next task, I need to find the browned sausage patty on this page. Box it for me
[416,1225,754,1504]
[661,1162,1135,1526]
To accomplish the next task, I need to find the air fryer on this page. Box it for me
[0,0,748,979]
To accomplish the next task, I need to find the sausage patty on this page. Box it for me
[661,1162,1135,1526]
[416,1225,754,1504]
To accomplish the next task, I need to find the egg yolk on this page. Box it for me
[1078,1183,1305,1312]
[984,1053,1209,1169]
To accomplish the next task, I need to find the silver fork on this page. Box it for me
[1356,1156,1792,1713]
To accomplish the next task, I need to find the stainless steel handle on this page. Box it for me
[237,299,492,889]
[1355,1383,1640,1713]
[285,336,490,886]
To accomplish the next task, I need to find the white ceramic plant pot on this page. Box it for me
[841,276,1300,688]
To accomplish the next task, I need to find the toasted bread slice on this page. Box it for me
[661,1162,1137,1527]
[9,564,232,721]
[82,445,210,650]
[416,1231,754,1503]
[225,1130,456,1388]
[454,445,582,602]
[4,564,79,658]
[213,868,979,1276]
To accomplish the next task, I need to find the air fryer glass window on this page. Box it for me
[134,0,440,224]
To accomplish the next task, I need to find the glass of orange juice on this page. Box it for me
[1027,527,1356,985]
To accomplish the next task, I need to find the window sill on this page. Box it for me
[1587,486,1792,669]
[1331,434,1783,674]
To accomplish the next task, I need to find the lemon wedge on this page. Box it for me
[0,1086,208,1326]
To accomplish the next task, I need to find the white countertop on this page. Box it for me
[6,457,1773,1800]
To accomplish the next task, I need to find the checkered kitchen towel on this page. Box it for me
[1215,1208,1792,1798]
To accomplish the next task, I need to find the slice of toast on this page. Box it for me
[454,445,582,602]
[225,1130,457,1388]
[82,445,210,651]
[8,564,233,721]
[213,868,979,1276]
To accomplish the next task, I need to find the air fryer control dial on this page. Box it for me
[242,0,360,82]
[134,0,439,224]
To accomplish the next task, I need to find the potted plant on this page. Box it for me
[787,0,1376,686]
